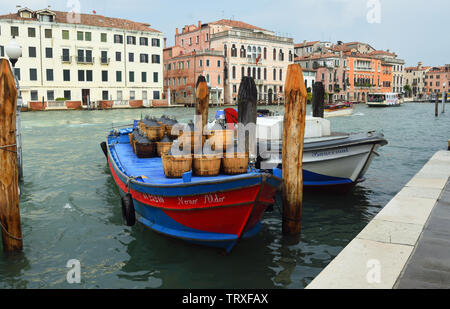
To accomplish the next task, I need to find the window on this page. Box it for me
[116,71,122,82]
[153,91,160,100]
[101,33,107,42]
[117,91,123,100]
[273,69,276,81]
[129,91,136,100]
[114,34,123,44]
[153,72,158,83]
[101,51,108,64]
[29,47,37,58]
[151,54,160,63]
[102,91,109,100]
[206,74,210,83]
[206,59,210,67]
[232,66,236,79]
[77,31,83,40]
[199,60,203,67]
[47,90,54,101]
[45,47,53,58]
[129,71,135,82]
[140,37,148,46]
[102,70,108,82]
[46,69,54,81]
[218,75,221,85]
[64,90,71,101]
[11,26,19,37]
[30,69,37,81]
[142,72,147,83]
[151,38,160,47]
[78,70,85,82]
[28,27,36,37]
[14,68,20,81]
[218,60,221,67]
[127,36,136,45]
[116,52,121,62]
[0,46,4,57]
[85,32,91,41]
[45,29,52,38]
[129,53,134,62]
[30,91,38,101]
[142,91,148,100]
[62,30,69,40]
[264,68,267,80]
[279,69,283,81]
[63,70,70,81]
[86,70,93,82]
[140,54,149,63]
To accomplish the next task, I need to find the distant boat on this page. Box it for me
[324,102,354,118]
[367,93,402,107]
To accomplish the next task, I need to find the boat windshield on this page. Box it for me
[368,94,386,102]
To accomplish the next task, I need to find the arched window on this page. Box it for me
[264,47,267,60]
[224,44,228,57]
[247,67,251,77]
[257,68,261,80]
[231,44,237,57]
[252,46,257,59]
[257,47,262,58]
[206,74,210,83]
[273,69,276,80]
[264,68,267,80]
[279,49,284,61]
[279,69,283,81]
[240,45,246,58]
[252,67,256,79]
[232,66,236,79]
[273,49,276,61]
[241,66,245,77]
[289,50,293,62]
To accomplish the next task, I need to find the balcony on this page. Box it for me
[61,56,72,64]
[77,57,95,64]
[100,57,110,65]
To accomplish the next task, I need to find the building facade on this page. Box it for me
[164,19,294,105]
[405,62,431,98]
[425,65,450,96]
[0,8,164,107]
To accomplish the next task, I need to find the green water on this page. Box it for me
[0,103,449,289]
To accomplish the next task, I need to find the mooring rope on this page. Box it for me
[0,144,17,154]
[0,220,22,241]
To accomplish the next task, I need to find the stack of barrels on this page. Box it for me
[129,115,178,158]
[162,122,249,179]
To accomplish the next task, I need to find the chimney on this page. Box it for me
[164,38,167,49]
[176,28,179,35]
[198,21,202,28]
[418,62,422,69]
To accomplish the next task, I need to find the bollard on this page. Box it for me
[282,64,307,236]
[0,59,23,253]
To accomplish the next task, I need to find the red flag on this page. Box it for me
[256,54,261,64]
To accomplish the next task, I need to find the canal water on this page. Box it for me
[1,103,449,289]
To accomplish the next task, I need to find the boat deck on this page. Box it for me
[109,134,265,186]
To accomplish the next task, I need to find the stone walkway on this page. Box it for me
[396,179,450,289]
[306,150,450,289]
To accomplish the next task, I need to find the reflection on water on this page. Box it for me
[1,103,449,289]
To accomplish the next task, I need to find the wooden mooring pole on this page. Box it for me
[435,95,439,117]
[0,59,23,253]
[282,64,308,236]
[195,76,209,152]
[312,81,325,118]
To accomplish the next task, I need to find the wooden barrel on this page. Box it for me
[193,155,221,177]
[222,152,249,175]
[135,142,156,158]
[145,126,163,141]
[156,142,173,157]
[162,154,193,178]
[207,130,234,150]
[178,132,205,153]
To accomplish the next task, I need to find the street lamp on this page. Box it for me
[5,37,22,67]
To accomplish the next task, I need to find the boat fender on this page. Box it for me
[121,194,136,226]
[100,142,108,158]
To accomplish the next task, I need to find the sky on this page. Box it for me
[2,0,448,67]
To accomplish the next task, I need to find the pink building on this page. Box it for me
[425,65,450,96]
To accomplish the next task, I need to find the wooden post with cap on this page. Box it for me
[194,75,209,152]
[0,58,22,253]
[282,64,308,236]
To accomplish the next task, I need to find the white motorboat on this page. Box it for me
[367,93,402,107]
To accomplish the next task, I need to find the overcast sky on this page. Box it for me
[3,0,448,67]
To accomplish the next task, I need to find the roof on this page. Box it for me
[405,66,432,72]
[0,10,161,33]
[209,19,267,32]
[369,50,397,57]
[295,52,341,61]
[294,41,320,48]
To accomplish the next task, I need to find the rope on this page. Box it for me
[0,220,22,241]
[0,144,17,154]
